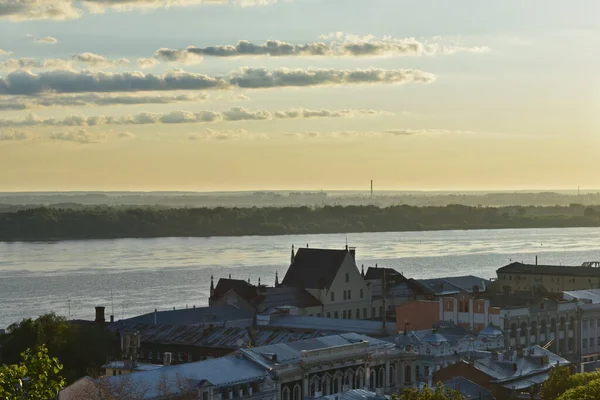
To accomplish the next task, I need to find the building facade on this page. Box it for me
[496,261,600,293]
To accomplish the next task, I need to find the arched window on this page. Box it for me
[355,368,365,389]
[333,372,343,394]
[293,384,301,400]
[322,375,331,396]
[389,365,395,386]
[378,368,385,388]
[344,370,354,389]
[310,377,320,396]
[369,369,376,390]
[282,387,291,400]
[404,365,411,383]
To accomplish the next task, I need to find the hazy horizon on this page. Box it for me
[1,1,599,191]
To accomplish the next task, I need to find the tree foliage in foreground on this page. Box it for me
[0,313,118,383]
[1,204,599,240]
[396,383,465,400]
[0,345,65,400]
[540,365,600,400]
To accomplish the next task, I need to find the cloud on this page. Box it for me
[0,69,228,95]
[137,58,159,69]
[34,36,58,44]
[0,1,82,21]
[0,92,211,109]
[0,67,434,95]
[0,49,11,56]
[0,0,277,21]
[188,128,264,141]
[285,128,477,139]
[48,129,106,144]
[0,107,383,127]
[229,67,435,88]
[117,131,135,139]
[154,35,489,61]
[0,129,32,141]
[0,58,72,71]
[72,52,130,67]
[154,48,203,64]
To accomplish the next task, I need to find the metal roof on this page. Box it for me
[243,333,394,366]
[320,389,388,400]
[101,361,163,372]
[443,377,495,400]
[108,322,329,349]
[563,289,600,304]
[105,354,269,399]
[473,345,569,384]
[121,305,254,326]
[262,314,396,336]
[282,248,350,289]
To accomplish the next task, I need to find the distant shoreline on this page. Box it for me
[1,204,599,242]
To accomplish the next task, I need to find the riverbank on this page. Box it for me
[1,204,599,241]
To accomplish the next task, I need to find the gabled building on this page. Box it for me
[210,246,374,320]
[282,246,372,319]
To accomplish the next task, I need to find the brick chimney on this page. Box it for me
[95,306,106,324]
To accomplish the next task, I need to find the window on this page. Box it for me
[360,289,364,298]
[112,370,116,376]
[464,302,469,313]
[415,365,421,378]
[584,320,589,330]
[348,290,352,300]
[424,366,430,377]
[334,311,339,318]
[156,351,161,360]
[331,292,335,302]
[178,352,183,362]
[317,313,321,317]
[379,306,383,317]
[346,273,349,283]
[343,291,347,300]
[202,392,209,400]
[148,350,153,360]
[187,353,193,362]
[583,339,588,349]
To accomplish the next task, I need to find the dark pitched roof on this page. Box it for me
[211,278,258,303]
[415,275,492,296]
[121,305,254,326]
[497,262,600,277]
[255,286,323,309]
[282,248,350,289]
[364,267,404,280]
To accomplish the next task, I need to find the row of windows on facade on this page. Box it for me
[508,317,577,337]
[330,288,364,302]
[582,319,600,329]
[502,275,590,284]
[582,337,600,349]
[281,366,397,400]
[322,306,390,320]
[140,350,193,363]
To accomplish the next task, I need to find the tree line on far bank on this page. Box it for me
[0,204,599,241]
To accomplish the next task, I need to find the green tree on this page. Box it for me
[557,378,600,400]
[398,383,465,400]
[541,366,600,400]
[0,345,65,399]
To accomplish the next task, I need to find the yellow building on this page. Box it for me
[496,261,600,293]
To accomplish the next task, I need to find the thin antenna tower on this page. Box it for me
[111,289,114,319]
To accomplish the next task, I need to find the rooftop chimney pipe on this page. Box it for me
[95,306,105,324]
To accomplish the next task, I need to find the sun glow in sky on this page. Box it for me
[0,0,599,191]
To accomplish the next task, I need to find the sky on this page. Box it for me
[0,0,599,192]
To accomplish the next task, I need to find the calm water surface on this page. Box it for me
[1,227,599,329]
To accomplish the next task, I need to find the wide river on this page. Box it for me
[1,227,599,329]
